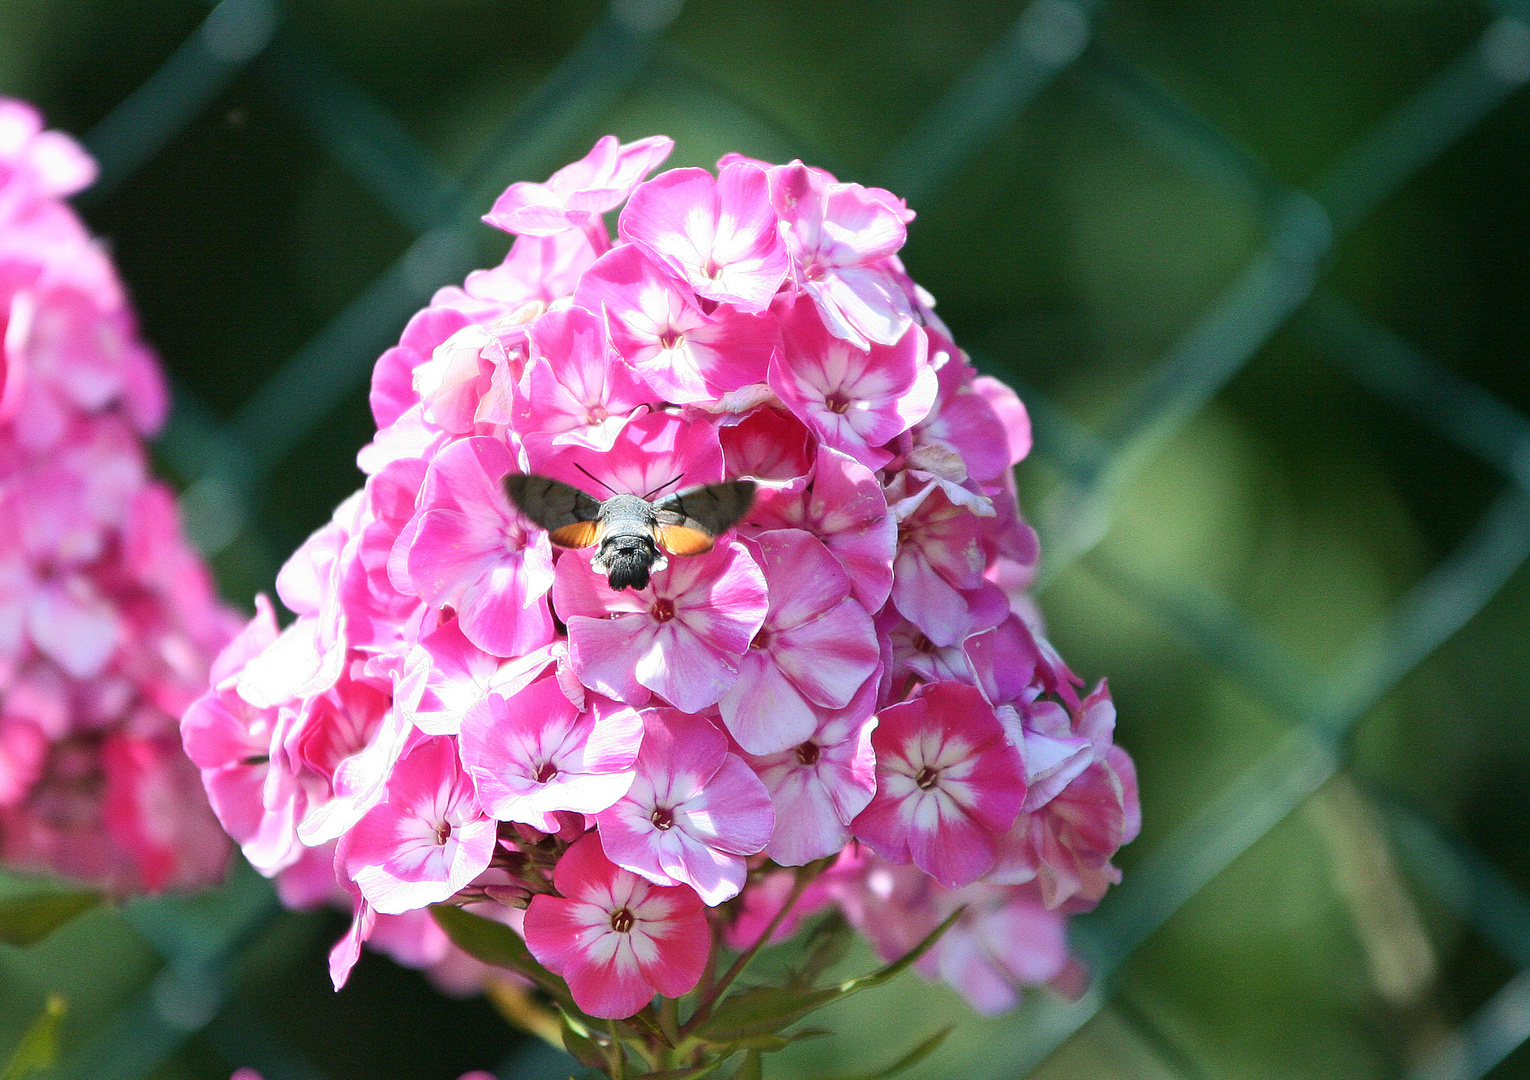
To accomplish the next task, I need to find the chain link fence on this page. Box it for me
[17,0,1530,1076]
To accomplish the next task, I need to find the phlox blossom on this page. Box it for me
[458,676,643,830]
[524,832,709,1018]
[595,709,773,905]
[399,436,555,658]
[769,297,935,470]
[769,161,915,348]
[619,160,788,313]
[574,244,777,403]
[741,676,879,866]
[339,736,497,915]
[483,133,673,237]
[717,528,879,755]
[852,682,1027,888]
[553,541,768,714]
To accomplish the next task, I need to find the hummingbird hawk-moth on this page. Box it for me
[505,467,756,591]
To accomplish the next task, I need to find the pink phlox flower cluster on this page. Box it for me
[182,134,1138,1017]
[0,100,238,894]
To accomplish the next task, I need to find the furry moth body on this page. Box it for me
[505,474,757,591]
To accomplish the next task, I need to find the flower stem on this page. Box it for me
[606,1018,626,1080]
[681,861,825,1038]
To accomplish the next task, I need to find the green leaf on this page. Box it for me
[0,889,100,946]
[696,909,963,1043]
[694,984,839,1043]
[732,1027,830,1052]
[430,905,568,1000]
[731,1050,761,1080]
[830,908,963,999]
[792,911,851,987]
[560,1013,608,1072]
[822,1026,954,1080]
[638,1051,738,1080]
[1,995,64,1080]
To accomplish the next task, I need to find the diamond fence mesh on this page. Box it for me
[9,0,1530,1076]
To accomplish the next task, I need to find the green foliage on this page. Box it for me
[0,876,100,947]
[0,996,63,1080]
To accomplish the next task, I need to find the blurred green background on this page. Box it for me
[2,1,1529,1078]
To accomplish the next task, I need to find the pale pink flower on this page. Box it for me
[619,161,788,313]
[339,735,497,914]
[852,682,1027,888]
[888,477,993,648]
[993,683,1140,910]
[393,620,556,736]
[523,831,709,1018]
[574,244,777,403]
[929,886,1072,1015]
[460,227,603,308]
[458,676,643,829]
[717,529,879,755]
[741,675,879,866]
[0,100,96,211]
[769,297,935,470]
[553,542,767,714]
[400,436,556,657]
[513,304,658,454]
[769,162,915,348]
[594,709,773,905]
[181,599,310,875]
[484,134,673,237]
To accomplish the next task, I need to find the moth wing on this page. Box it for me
[549,520,604,548]
[653,480,756,556]
[655,523,716,557]
[504,474,604,548]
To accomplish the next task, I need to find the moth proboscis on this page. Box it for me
[505,468,756,591]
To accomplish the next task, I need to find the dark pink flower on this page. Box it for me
[594,709,773,905]
[718,405,815,483]
[513,304,659,454]
[400,436,556,657]
[852,682,1027,888]
[523,832,709,1018]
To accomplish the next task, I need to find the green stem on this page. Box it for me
[658,995,682,1050]
[681,861,825,1038]
[607,1018,626,1080]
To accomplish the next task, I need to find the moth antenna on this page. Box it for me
[643,473,684,500]
[574,461,619,497]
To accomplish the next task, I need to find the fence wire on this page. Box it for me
[47,0,1530,1076]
